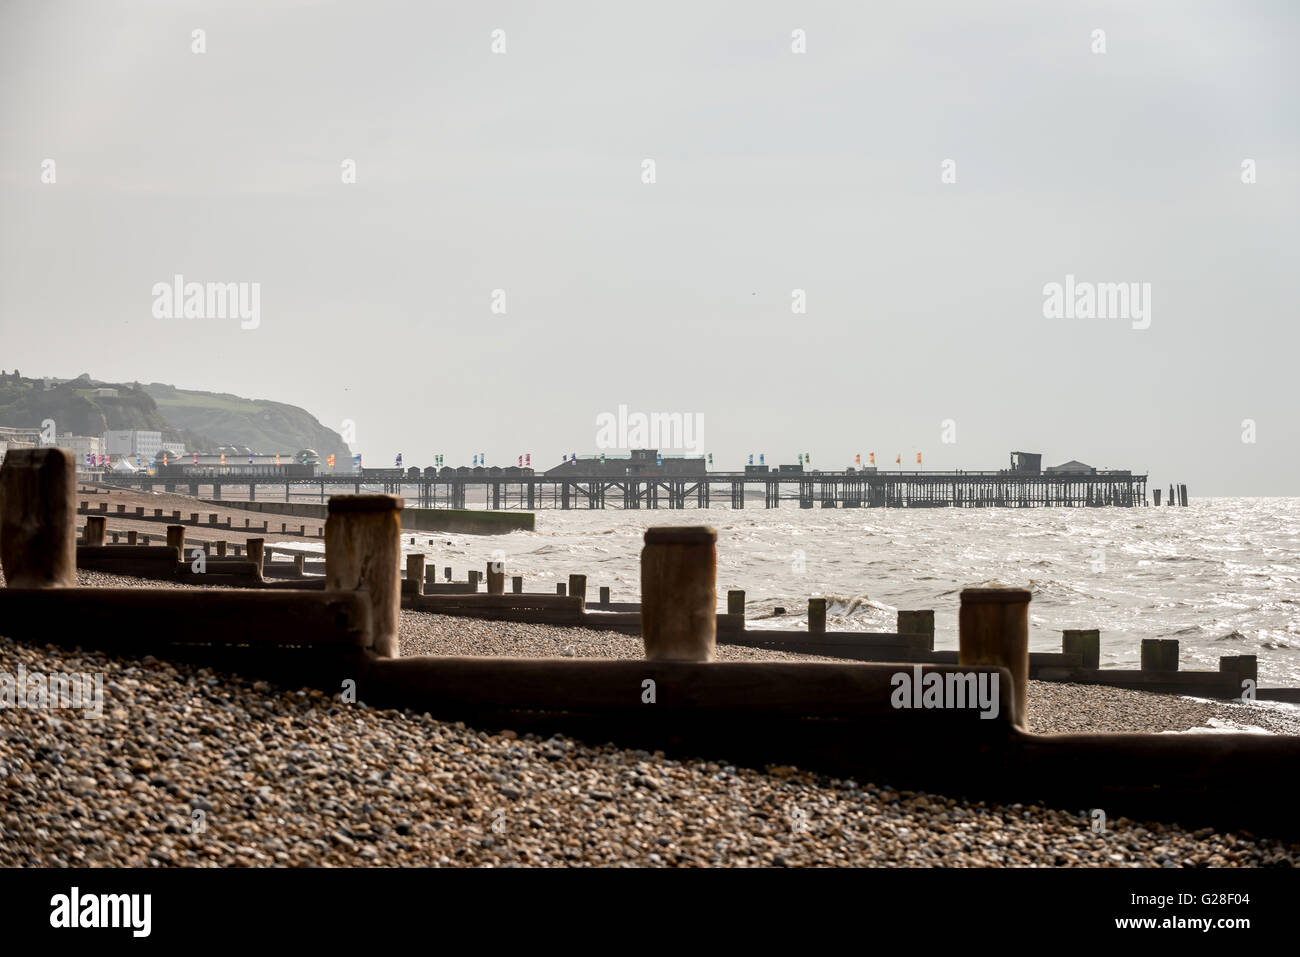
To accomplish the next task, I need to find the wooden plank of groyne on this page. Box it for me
[359,655,1014,722]
[0,588,372,649]
[1033,667,1241,697]
[410,593,582,612]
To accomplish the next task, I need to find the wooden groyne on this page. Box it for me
[60,509,1288,703]
[7,449,1295,838]
[203,499,534,534]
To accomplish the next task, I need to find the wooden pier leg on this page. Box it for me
[897,609,935,650]
[959,587,1030,728]
[406,553,425,596]
[807,597,827,634]
[1141,639,1179,672]
[512,575,523,594]
[84,515,106,546]
[325,494,402,658]
[641,526,716,661]
[0,448,76,589]
[246,538,264,577]
[1062,629,1100,670]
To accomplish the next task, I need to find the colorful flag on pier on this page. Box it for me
[396,453,403,467]
[856,454,861,465]
[869,453,875,465]
[707,453,713,466]
[525,453,531,466]
[327,454,335,469]
[220,453,226,465]
[748,454,753,465]
[518,455,522,466]
[473,454,478,466]
[193,453,198,466]
[656,453,663,466]
[896,454,901,465]
[353,453,361,468]
[275,453,281,466]
[759,453,764,465]
[916,452,922,465]
[249,453,253,465]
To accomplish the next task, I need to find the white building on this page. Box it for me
[58,433,106,467]
[103,429,163,464]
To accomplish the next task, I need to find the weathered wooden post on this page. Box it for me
[467,569,480,591]
[1062,628,1100,670]
[127,530,138,545]
[299,524,305,536]
[326,494,402,658]
[166,525,185,556]
[727,589,745,616]
[110,531,120,543]
[1141,638,1179,672]
[512,575,523,594]
[0,447,77,588]
[555,582,566,595]
[808,598,827,634]
[641,526,716,662]
[293,554,305,576]
[172,510,181,521]
[1219,655,1257,693]
[135,506,144,517]
[208,513,219,526]
[568,574,587,606]
[246,538,264,577]
[959,587,1030,728]
[85,515,107,546]
[487,561,505,595]
[897,609,935,650]
[154,508,163,518]
[189,512,199,524]
[406,553,425,596]
[443,566,452,581]
[142,536,150,546]
[117,504,126,514]
[99,502,108,513]
[599,585,610,605]
[1153,488,1162,506]
[215,540,227,557]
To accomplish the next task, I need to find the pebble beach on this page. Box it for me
[1,569,1298,867]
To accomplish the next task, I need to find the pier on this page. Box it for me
[116,465,1150,510]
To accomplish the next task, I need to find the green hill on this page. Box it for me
[142,383,352,459]
[0,371,352,460]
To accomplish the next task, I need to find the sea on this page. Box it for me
[286,496,1300,687]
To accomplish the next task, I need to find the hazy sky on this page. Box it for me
[1,1,1296,493]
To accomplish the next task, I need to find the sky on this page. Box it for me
[1,0,1296,493]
